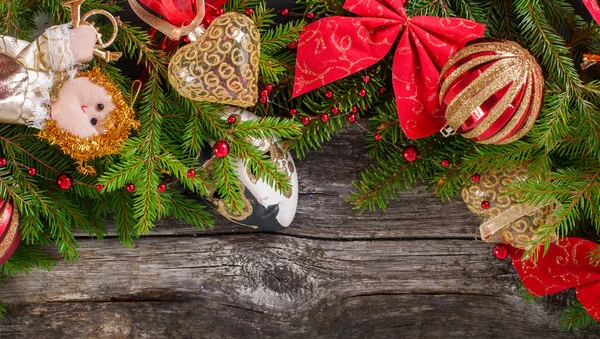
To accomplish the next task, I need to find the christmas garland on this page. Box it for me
[1,0,600,331]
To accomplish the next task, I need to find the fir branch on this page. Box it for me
[559,301,598,331]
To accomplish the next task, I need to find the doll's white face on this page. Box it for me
[50,77,115,138]
[226,109,299,229]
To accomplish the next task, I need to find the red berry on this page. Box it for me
[441,159,450,167]
[0,158,6,167]
[265,84,273,92]
[320,114,329,123]
[28,167,36,176]
[362,75,371,83]
[325,90,333,99]
[402,146,419,162]
[493,244,509,260]
[351,106,358,113]
[187,169,197,178]
[481,200,490,209]
[374,133,382,141]
[358,89,367,97]
[216,8,224,15]
[245,8,253,16]
[331,106,339,114]
[126,183,135,192]
[259,96,268,104]
[227,115,237,124]
[348,113,357,123]
[56,173,73,190]
[472,173,481,182]
[301,116,310,125]
[213,140,230,158]
[281,8,289,16]
[157,183,167,192]
[289,108,298,115]
[306,12,315,20]
[287,41,297,49]
[204,18,212,26]
[379,87,386,94]
[96,184,104,191]
[260,89,269,97]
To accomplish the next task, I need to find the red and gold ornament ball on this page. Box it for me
[439,39,544,144]
[0,199,21,265]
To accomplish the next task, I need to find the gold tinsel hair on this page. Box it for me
[38,68,139,175]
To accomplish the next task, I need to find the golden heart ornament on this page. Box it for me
[168,12,260,107]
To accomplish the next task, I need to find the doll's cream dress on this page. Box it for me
[0,24,79,129]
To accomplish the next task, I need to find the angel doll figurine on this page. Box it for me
[0,19,138,174]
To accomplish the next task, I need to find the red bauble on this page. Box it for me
[402,146,419,162]
[439,39,543,144]
[265,84,273,92]
[216,8,225,15]
[306,12,315,20]
[96,184,104,191]
[0,199,21,266]
[481,200,491,209]
[348,113,357,123]
[259,96,268,104]
[157,183,167,192]
[281,8,289,16]
[320,114,329,123]
[260,89,269,97]
[301,116,310,125]
[126,183,135,192]
[325,90,333,99]
[187,169,196,178]
[227,115,237,124]
[213,140,230,158]
[351,106,358,113]
[28,167,36,176]
[472,173,481,182]
[56,173,73,190]
[358,89,367,97]
[331,106,339,114]
[493,244,509,260]
[374,133,382,141]
[441,159,450,167]
[379,87,386,94]
[362,75,371,83]
[0,158,6,167]
[245,8,253,16]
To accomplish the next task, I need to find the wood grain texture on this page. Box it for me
[0,124,598,338]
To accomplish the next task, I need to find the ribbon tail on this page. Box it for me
[583,0,600,26]
[393,28,445,139]
[293,17,402,97]
[577,282,600,322]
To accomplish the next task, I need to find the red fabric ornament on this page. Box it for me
[292,0,485,139]
[56,174,73,190]
[510,237,600,322]
[213,140,230,158]
[0,199,20,265]
[584,0,600,25]
[139,0,227,26]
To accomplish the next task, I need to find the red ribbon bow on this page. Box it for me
[292,0,485,138]
[510,237,600,321]
[139,0,226,26]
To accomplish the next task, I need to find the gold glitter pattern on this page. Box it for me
[461,166,555,249]
[440,40,544,144]
[38,68,139,175]
[168,13,260,107]
[0,200,19,261]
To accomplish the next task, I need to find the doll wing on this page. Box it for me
[0,36,32,59]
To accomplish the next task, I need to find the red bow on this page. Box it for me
[292,0,485,139]
[140,0,227,26]
[510,237,600,321]
[584,0,600,25]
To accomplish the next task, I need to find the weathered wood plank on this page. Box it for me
[0,235,596,338]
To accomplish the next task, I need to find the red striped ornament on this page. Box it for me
[439,39,544,144]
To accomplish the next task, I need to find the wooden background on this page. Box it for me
[0,124,598,338]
